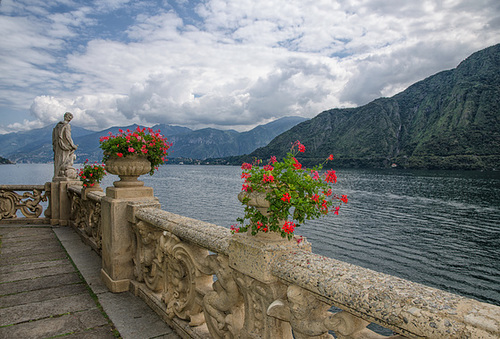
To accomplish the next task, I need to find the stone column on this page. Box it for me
[100,185,160,293]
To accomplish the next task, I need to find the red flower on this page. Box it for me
[311,170,319,180]
[116,153,123,157]
[325,170,337,183]
[321,199,328,211]
[292,158,302,170]
[241,162,252,170]
[128,146,135,153]
[269,156,277,164]
[282,221,296,234]
[298,143,305,153]
[263,165,274,171]
[262,174,274,183]
[328,154,334,161]
[281,193,291,203]
[340,195,348,203]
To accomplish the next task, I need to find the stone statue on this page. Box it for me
[52,112,78,179]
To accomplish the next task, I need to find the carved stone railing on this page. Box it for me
[0,184,51,223]
[68,185,105,254]
[128,207,500,339]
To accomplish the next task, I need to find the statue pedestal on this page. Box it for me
[50,178,81,226]
[100,186,160,293]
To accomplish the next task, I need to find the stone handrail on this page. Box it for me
[272,251,500,338]
[0,184,51,222]
[68,185,105,254]
[128,206,500,339]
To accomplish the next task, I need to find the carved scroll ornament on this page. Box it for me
[70,192,102,251]
[203,254,245,338]
[0,188,47,219]
[132,222,214,327]
[268,285,404,339]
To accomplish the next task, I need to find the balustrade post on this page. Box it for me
[228,232,311,338]
[100,185,160,292]
[50,178,81,226]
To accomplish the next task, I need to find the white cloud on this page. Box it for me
[1,0,499,133]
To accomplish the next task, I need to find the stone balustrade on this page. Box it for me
[0,184,51,222]
[68,185,105,254]
[3,179,500,339]
[124,207,500,339]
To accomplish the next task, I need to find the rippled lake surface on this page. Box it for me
[2,163,499,306]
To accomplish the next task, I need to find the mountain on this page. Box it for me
[0,156,13,164]
[0,116,306,164]
[167,116,307,159]
[235,44,500,170]
[0,124,94,163]
[72,124,193,162]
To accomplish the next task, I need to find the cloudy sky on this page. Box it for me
[0,0,499,134]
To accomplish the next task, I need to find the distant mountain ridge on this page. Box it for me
[0,116,307,164]
[0,156,13,164]
[167,116,307,159]
[235,44,500,170]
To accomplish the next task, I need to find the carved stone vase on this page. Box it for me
[237,190,285,241]
[105,154,151,188]
[82,183,102,199]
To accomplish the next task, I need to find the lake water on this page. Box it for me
[1,163,499,307]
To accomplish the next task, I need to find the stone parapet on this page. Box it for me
[135,207,231,255]
[67,185,105,254]
[272,250,500,338]
[127,206,500,339]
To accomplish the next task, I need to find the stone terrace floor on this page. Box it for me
[0,224,180,339]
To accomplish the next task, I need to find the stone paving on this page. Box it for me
[0,224,117,338]
[0,224,181,339]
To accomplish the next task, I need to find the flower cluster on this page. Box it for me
[233,141,347,240]
[78,159,106,188]
[99,126,172,175]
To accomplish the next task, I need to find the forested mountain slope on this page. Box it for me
[243,44,500,170]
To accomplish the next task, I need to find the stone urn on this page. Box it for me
[82,183,102,199]
[237,190,286,241]
[105,154,151,188]
[238,190,270,215]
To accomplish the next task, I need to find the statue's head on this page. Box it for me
[64,112,73,121]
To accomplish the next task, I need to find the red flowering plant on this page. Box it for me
[78,159,106,188]
[232,141,347,240]
[99,126,172,175]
